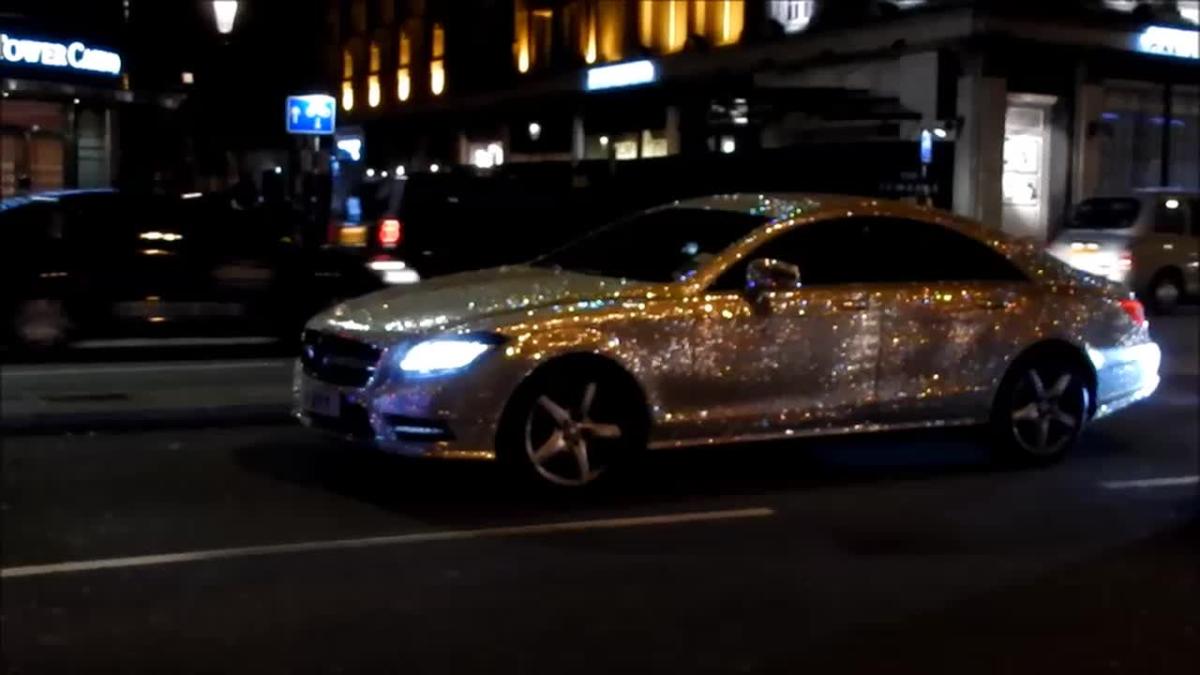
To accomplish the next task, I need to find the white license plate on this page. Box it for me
[303,384,341,417]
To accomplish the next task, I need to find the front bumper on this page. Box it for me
[292,359,509,460]
[1090,340,1161,419]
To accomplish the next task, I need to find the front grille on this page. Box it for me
[300,330,382,387]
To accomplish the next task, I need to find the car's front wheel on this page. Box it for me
[497,360,648,488]
[991,354,1091,464]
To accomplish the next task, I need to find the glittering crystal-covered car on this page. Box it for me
[295,194,1160,487]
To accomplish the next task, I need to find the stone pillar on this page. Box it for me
[1073,81,1105,202]
[665,105,681,155]
[952,72,1006,227]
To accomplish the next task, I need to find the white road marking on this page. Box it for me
[2,360,291,379]
[72,336,279,349]
[1101,475,1199,490]
[1,507,774,579]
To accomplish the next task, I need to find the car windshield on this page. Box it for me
[1067,198,1142,230]
[532,207,769,282]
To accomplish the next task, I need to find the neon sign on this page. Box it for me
[1136,25,1199,60]
[0,32,122,76]
[585,60,658,91]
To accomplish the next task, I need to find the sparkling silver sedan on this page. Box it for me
[295,194,1161,487]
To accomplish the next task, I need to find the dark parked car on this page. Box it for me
[1,189,383,349]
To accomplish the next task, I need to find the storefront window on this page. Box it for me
[1170,86,1200,189]
[1100,83,1200,194]
[1099,84,1164,194]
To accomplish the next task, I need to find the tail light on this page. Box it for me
[1117,250,1133,272]
[378,218,402,248]
[1118,298,1145,327]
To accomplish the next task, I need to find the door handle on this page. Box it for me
[840,299,869,311]
[976,299,1013,310]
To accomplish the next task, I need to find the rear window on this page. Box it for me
[1067,198,1141,230]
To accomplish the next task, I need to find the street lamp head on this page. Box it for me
[212,1,240,35]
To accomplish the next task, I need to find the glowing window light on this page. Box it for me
[368,75,380,107]
[397,29,411,101]
[341,81,354,111]
[430,24,445,95]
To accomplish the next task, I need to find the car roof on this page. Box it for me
[670,192,986,231]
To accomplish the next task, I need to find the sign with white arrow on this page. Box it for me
[285,94,336,135]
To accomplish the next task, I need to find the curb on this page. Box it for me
[0,404,294,435]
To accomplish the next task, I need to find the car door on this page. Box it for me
[863,216,1039,423]
[678,218,882,442]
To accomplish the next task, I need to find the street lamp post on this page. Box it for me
[211,1,240,34]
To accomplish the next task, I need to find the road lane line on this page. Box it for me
[1,507,775,580]
[2,360,291,378]
[1101,475,1199,490]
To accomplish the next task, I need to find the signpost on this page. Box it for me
[286,94,336,135]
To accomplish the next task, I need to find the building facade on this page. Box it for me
[329,0,1199,240]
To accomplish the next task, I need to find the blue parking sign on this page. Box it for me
[286,94,336,135]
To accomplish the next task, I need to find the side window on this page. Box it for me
[710,218,872,290]
[1153,197,1187,235]
[863,217,1027,283]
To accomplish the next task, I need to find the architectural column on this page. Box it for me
[1072,80,1105,202]
[952,71,1006,227]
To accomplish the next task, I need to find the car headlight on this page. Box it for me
[398,337,501,374]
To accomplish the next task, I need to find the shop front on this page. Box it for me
[0,29,125,195]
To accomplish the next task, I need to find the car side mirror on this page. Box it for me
[745,258,801,297]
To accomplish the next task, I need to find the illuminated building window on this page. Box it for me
[597,0,625,62]
[430,23,445,96]
[368,76,381,107]
[397,28,411,102]
[767,0,814,34]
[639,0,688,53]
[368,41,381,108]
[342,47,355,111]
[692,0,743,46]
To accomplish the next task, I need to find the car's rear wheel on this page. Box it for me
[497,361,648,488]
[991,354,1090,465]
[1146,270,1184,315]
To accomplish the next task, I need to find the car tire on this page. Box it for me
[496,360,649,488]
[12,298,73,351]
[1146,270,1184,315]
[990,353,1091,466]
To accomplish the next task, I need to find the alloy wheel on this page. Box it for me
[524,382,623,487]
[1009,367,1086,456]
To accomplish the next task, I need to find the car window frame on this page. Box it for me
[705,214,1029,293]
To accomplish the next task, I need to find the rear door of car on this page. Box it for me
[864,217,1038,423]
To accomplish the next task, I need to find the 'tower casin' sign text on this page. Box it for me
[0,32,123,76]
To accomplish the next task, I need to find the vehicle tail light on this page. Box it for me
[1117,250,1133,271]
[1118,298,1145,327]
[378,218,402,248]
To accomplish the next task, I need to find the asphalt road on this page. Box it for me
[2,317,1197,674]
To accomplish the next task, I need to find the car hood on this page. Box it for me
[308,265,646,338]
